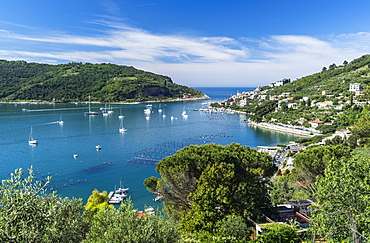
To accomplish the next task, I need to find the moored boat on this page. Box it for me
[84,95,99,115]
[108,178,129,204]
[119,118,127,132]
[28,126,38,145]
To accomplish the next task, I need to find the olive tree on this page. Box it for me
[84,200,180,243]
[311,153,370,242]
[0,167,88,242]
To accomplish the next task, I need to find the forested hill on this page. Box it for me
[264,54,370,97]
[0,60,204,102]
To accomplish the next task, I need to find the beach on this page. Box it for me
[246,120,320,137]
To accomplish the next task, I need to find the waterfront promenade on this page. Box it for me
[246,120,320,137]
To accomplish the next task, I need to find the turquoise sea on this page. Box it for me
[0,87,299,210]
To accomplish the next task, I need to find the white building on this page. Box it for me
[239,99,248,107]
[321,90,330,95]
[315,101,333,108]
[349,83,361,92]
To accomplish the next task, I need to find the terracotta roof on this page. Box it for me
[308,120,324,124]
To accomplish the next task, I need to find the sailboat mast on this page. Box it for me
[29,126,33,140]
[88,95,91,112]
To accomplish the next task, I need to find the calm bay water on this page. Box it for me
[0,87,298,209]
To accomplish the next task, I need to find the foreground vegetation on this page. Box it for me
[3,126,370,242]
[3,55,370,242]
[0,60,203,102]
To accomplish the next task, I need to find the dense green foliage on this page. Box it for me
[0,167,88,242]
[85,200,180,243]
[146,143,276,239]
[292,145,352,193]
[84,189,113,223]
[248,100,278,122]
[350,114,370,147]
[0,60,203,102]
[312,151,370,242]
[252,223,300,243]
[269,176,304,205]
[0,167,181,242]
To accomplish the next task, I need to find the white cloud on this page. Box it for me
[0,23,248,64]
[0,22,369,87]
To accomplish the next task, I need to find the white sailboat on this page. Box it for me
[115,178,129,193]
[57,115,64,124]
[102,104,109,116]
[182,111,188,118]
[119,117,127,132]
[108,177,129,204]
[107,104,114,114]
[118,109,125,119]
[84,95,98,115]
[28,126,38,145]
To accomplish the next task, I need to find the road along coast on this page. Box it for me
[246,120,320,137]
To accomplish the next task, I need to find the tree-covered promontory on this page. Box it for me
[0,60,204,102]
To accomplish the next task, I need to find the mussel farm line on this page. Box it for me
[41,162,115,193]
[128,132,232,165]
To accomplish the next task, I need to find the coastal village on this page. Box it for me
[204,75,367,238]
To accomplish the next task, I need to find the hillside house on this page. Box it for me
[239,99,248,107]
[269,95,278,100]
[349,83,361,92]
[355,89,363,96]
[255,200,313,236]
[308,120,325,128]
[321,90,330,95]
[287,103,298,109]
[315,101,333,108]
[301,97,310,101]
[347,100,369,106]
[335,129,350,138]
[275,78,290,87]
[259,95,267,100]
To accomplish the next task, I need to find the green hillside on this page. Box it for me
[0,60,203,102]
[264,54,370,98]
[214,54,370,133]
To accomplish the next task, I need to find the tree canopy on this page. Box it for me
[0,167,88,242]
[146,143,277,236]
[84,189,113,222]
[252,223,299,243]
[84,200,180,243]
[350,114,370,147]
[292,144,352,193]
[312,151,370,243]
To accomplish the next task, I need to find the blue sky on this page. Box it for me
[0,0,370,87]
